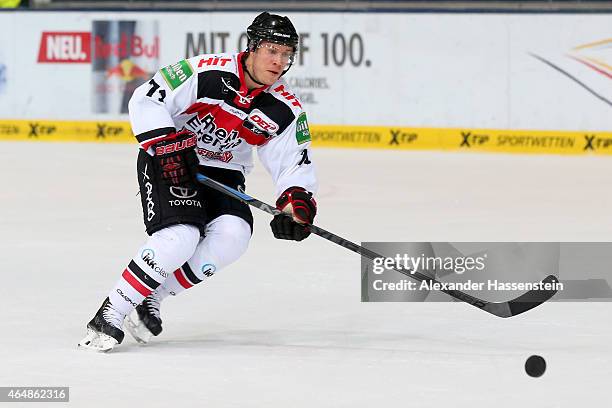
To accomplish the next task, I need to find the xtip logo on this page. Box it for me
[28,122,57,138]
[388,129,417,146]
[460,131,490,148]
[584,134,612,151]
[96,123,124,138]
[38,32,92,63]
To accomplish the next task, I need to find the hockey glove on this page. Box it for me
[153,129,199,187]
[270,187,317,241]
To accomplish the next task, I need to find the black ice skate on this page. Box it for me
[78,297,125,352]
[125,291,162,344]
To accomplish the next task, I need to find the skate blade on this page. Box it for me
[77,328,118,353]
[125,313,153,344]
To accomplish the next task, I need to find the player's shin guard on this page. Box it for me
[126,216,251,343]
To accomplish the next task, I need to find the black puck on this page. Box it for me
[525,355,546,377]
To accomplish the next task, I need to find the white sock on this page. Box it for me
[107,224,200,316]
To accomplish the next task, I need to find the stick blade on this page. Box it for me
[484,275,560,318]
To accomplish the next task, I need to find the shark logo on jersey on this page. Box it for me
[221,77,254,105]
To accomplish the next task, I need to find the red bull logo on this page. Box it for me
[106,59,149,81]
[94,32,159,59]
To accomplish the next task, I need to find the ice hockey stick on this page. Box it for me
[196,173,559,318]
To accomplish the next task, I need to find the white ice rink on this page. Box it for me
[1,142,611,407]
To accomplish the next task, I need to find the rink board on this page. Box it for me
[1,119,611,155]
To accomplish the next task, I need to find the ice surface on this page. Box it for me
[1,142,611,407]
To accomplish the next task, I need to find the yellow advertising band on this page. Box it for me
[1,119,611,155]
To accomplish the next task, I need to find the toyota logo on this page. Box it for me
[169,186,197,199]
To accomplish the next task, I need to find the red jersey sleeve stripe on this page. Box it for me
[135,127,176,149]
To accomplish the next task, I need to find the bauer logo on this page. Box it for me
[37,32,92,63]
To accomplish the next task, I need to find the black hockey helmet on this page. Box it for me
[246,12,299,52]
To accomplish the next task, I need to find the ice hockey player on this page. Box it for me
[78,12,317,352]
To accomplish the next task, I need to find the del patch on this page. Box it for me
[160,60,193,90]
[295,112,311,145]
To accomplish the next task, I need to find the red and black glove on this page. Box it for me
[153,129,199,187]
[270,187,317,241]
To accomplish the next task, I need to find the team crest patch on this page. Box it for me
[160,60,193,90]
[295,112,311,145]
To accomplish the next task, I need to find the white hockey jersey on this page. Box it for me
[128,52,317,197]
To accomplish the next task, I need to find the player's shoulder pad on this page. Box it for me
[267,78,304,116]
[192,52,238,74]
